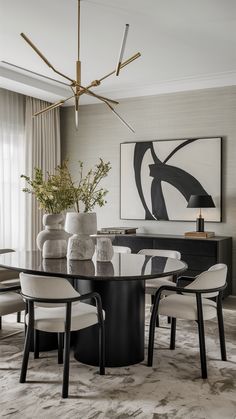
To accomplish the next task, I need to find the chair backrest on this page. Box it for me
[138,249,181,260]
[20,273,79,301]
[185,264,227,298]
[113,246,131,254]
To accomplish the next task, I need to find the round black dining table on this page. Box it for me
[0,250,187,367]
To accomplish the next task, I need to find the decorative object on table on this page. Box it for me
[65,159,111,260]
[37,213,69,258]
[120,137,222,221]
[93,235,115,262]
[98,227,137,235]
[21,162,75,258]
[13,0,141,131]
[65,212,97,260]
[184,194,216,238]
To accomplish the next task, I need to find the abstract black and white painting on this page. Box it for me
[120,138,222,221]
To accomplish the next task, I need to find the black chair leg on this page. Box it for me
[217,294,227,361]
[99,321,105,375]
[17,312,21,323]
[196,294,207,379]
[34,329,39,359]
[167,316,171,324]
[62,329,71,398]
[58,333,64,364]
[148,305,159,367]
[170,318,176,350]
[151,295,159,327]
[20,323,32,383]
[0,316,2,330]
[62,303,72,398]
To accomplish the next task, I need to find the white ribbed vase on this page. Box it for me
[36,214,69,259]
[65,212,97,260]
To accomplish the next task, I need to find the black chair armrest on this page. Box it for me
[157,283,226,297]
[22,291,104,326]
[21,291,102,305]
[151,283,227,326]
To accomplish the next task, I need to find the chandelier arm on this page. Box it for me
[98,52,141,83]
[83,90,119,105]
[33,95,75,117]
[104,101,135,133]
[21,33,76,84]
[116,24,129,76]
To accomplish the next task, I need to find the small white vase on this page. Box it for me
[96,237,114,262]
[36,213,69,259]
[65,212,97,260]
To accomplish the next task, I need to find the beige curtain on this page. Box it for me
[0,89,26,249]
[24,97,61,250]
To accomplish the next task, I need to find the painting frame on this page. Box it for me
[120,136,223,223]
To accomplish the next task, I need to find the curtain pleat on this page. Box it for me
[0,88,26,250]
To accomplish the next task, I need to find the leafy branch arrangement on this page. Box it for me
[21,162,75,214]
[21,159,111,214]
[74,159,111,212]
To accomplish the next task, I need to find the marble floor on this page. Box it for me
[0,302,236,419]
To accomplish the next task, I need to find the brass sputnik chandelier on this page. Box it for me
[20,0,141,132]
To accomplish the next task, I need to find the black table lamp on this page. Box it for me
[187,195,215,232]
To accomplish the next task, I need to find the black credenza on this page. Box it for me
[113,234,232,296]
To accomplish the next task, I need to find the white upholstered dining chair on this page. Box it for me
[138,249,181,326]
[148,263,227,379]
[138,249,181,294]
[19,273,105,398]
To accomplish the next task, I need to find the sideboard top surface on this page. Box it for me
[115,233,231,242]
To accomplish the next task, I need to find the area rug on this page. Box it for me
[0,308,236,419]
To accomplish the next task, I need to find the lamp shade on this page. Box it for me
[187,195,215,208]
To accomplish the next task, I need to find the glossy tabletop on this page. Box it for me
[0,250,187,281]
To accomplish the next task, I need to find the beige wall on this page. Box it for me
[61,86,236,293]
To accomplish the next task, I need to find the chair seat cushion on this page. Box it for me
[159,294,217,321]
[146,277,175,295]
[0,292,25,316]
[25,302,105,333]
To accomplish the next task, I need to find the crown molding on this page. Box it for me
[0,64,70,102]
[88,71,236,104]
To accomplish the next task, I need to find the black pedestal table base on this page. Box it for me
[74,278,145,367]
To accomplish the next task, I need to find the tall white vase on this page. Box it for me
[36,214,69,259]
[65,212,97,260]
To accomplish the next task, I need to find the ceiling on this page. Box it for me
[0,0,236,105]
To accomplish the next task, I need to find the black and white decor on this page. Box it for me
[120,137,222,221]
